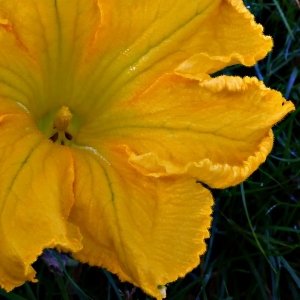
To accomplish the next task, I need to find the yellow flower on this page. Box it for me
[0,0,295,299]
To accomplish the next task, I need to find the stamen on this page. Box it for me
[49,132,59,143]
[53,106,73,131]
[65,132,73,140]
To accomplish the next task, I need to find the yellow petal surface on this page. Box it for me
[0,12,43,117]
[0,0,100,116]
[176,0,273,75]
[0,99,82,291]
[0,0,272,117]
[76,0,273,114]
[0,0,293,297]
[77,74,295,189]
[69,146,212,299]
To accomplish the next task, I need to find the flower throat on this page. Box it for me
[50,106,73,146]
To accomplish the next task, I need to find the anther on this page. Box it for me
[53,106,73,132]
[65,132,73,140]
[49,132,59,143]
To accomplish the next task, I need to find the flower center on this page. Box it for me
[49,106,74,146]
[53,106,72,132]
[38,106,81,147]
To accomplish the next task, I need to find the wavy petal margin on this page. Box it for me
[0,0,295,298]
[0,99,82,291]
[75,0,272,113]
[69,146,212,299]
[79,74,294,189]
[176,0,273,75]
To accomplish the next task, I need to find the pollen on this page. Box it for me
[53,106,73,132]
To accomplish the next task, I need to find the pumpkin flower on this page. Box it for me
[0,0,294,298]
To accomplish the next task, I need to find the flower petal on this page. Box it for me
[74,0,272,113]
[0,0,273,117]
[0,12,42,116]
[0,0,100,115]
[0,99,82,291]
[176,0,273,75]
[77,74,294,188]
[69,146,212,299]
